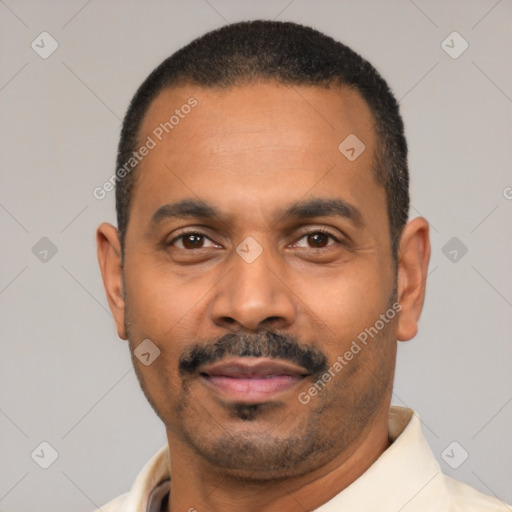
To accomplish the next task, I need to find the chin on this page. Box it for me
[179,412,341,480]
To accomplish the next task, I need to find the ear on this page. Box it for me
[396,217,431,341]
[96,223,127,340]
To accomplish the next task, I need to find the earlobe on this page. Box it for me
[396,217,431,342]
[96,223,128,340]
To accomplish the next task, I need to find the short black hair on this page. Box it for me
[115,20,409,259]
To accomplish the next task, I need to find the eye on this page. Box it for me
[166,229,343,252]
[169,231,219,250]
[293,229,341,249]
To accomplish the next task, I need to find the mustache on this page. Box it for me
[178,331,328,376]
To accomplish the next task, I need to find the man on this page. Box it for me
[95,20,509,512]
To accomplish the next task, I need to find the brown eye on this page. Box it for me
[181,233,204,249]
[307,232,331,248]
[294,230,340,249]
[169,232,217,250]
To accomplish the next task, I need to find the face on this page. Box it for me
[97,82,430,480]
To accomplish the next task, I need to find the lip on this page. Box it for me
[199,357,309,403]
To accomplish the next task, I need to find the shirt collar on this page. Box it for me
[314,407,448,511]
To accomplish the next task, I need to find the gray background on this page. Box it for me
[0,1,511,511]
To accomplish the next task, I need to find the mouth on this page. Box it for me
[198,357,309,403]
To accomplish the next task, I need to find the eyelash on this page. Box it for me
[167,228,343,251]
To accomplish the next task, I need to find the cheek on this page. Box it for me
[130,345,185,424]
[301,261,394,350]
[123,264,192,407]
[124,259,209,338]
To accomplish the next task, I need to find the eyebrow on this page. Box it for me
[149,197,363,230]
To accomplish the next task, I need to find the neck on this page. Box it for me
[166,404,390,512]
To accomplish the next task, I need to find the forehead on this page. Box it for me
[130,82,384,233]
[138,82,376,160]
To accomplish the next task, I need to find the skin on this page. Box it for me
[97,82,430,512]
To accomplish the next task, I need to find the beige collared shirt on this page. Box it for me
[94,406,509,512]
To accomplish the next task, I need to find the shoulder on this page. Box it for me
[444,476,511,511]
[88,443,170,512]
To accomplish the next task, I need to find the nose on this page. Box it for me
[209,242,296,332]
